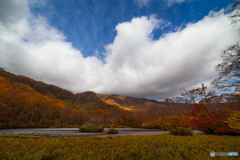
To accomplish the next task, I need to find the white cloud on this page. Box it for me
[0,0,239,100]
[135,0,187,7]
[135,0,152,7]
[28,0,47,8]
[163,0,186,6]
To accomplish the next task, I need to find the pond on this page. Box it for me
[0,128,204,138]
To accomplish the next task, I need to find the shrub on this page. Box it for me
[107,127,118,134]
[141,122,154,129]
[170,117,191,128]
[141,118,163,129]
[79,122,104,132]
[162,127,170,131]
[170,127,193,136]
[110,124,117,128]
[116,126,128,128]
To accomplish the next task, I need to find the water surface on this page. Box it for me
[0,128,204,137]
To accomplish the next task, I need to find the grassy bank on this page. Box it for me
[0,134,239,160]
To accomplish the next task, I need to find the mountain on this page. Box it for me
[75,91,115,110]
[0,68,190,129]
[0,68,115,110]
[98,94,164,111]
[0,68,164,111]
[0,68,75,101]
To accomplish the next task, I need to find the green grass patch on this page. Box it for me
[0,134,239,159]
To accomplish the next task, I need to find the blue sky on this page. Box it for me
[29,0,233,59]
[0,0,239,100]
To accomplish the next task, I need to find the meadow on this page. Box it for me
[0,134,239,160]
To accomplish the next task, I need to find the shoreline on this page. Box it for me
[0,128,204,138]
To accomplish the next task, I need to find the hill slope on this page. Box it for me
[75,91,115,110]
[98,94,164,111]
[0,68,115,110]
[0,68,165,111]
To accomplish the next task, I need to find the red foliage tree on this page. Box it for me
[190,104,240,135]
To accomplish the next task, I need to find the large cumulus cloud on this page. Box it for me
[0,0,239,100]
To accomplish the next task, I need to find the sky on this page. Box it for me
[0,0,239,100]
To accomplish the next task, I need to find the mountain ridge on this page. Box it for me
[0,68,165,111]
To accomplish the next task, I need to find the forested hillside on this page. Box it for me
[0,74,89,128]
[1,68,240,135]
[0,68,165,128]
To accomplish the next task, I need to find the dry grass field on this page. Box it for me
[0,134,239,160]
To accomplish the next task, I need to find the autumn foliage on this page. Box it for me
[225,110,240,130]
[0,68,240,136]
[0,75,89,128]
[189,104,240,135]
[0,69,148,128]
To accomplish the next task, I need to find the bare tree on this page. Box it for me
[212,44,240,93]
[181,84,210,104]
[230,0,240,30]
[212,1,240,93]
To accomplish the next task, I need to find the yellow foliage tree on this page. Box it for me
[225,110,240,130]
